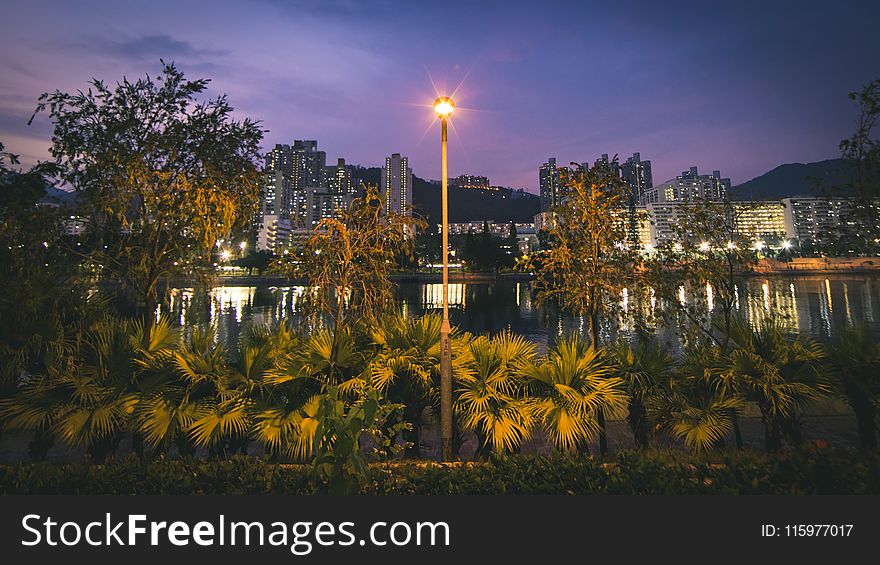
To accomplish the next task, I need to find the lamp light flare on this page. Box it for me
[434,96,455,119]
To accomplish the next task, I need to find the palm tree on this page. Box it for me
[725,318,828,451]
[132,324,225,456]
[0,315,179,461]
[365,313,441,457]
[246,325,366,461]
[609,337,671,448]
[523,334,626,453]
[825,324,880,451]
[651,343,741,452]
[454,333,536,457]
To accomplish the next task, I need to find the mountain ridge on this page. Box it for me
[730,158,856,200]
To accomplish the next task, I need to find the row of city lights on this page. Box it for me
[641,240,794,253]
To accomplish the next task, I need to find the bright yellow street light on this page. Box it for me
[434,96,455,119]
[435,95,454,462]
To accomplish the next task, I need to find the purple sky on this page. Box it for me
[1,0,878,192]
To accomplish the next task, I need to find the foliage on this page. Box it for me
[643,198,759,350]
[365,313,443,457]
[454,332,536,456]
[824,324,880,450]
[725,318,828,451]
[2,448,879,495]
[650,343,741,452]
[0,312,876,462]
[0,141,87,395]
[233,250,273,275]
[522,334,626,453]
[310,385,404,494]
[31,62,264,316]
[454,229,517,271]
[284,185,423,334]
[521,160,638,347]
[609,337,672,448]
[825,79,880,255]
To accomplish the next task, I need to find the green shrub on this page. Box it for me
[1,447,878,495]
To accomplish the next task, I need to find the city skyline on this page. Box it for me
[1,0,879,192]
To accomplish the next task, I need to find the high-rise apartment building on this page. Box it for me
[260,170,291,220]
[641,166,731,205]
[291,140,327,190]
[621,153,653,202]
[328,158,355,195]
[381,153,412,216]
[592,154,621,177]
[735,201,787,242]
[303,188,354,228]
[539,157,561,212]
[261,141,327,225]
[644,201,786,247]
[780,196,880,249]
[265,144,294,175]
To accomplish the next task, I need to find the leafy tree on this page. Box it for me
[643,198,763,448]
[233,250,273,275]
[644,199,759,351]
[521,160,637,454]
[32,62,264,320]
[287,186,422,337]
[827,79,880,254]
[824,324,880,451]
[413,231,441,269]
[455,231,515,271]
[0,142,85,396]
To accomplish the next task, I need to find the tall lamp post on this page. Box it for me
[434,96,455,461]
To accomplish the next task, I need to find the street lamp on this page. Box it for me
[434,95,454,461]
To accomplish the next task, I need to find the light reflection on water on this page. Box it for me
[162,275,880,352]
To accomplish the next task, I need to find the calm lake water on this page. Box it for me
[162,274,880,352]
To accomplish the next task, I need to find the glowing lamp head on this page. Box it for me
[782,240,792,250]
[434,96,455,119]
[220,250,231,261]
